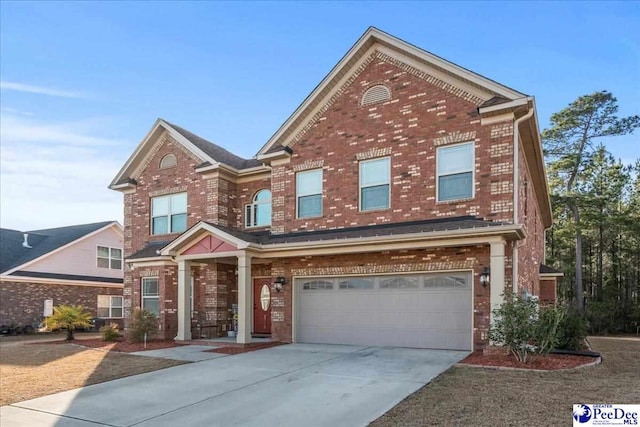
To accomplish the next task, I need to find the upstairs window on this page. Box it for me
[437,142,474,202]
[97,246,122,269]
[296,169,323,218]
[151,192,187,235]
[97,295,123,318]
[360,157,390,211]
[245,189,272,228]
[159,154,177,169]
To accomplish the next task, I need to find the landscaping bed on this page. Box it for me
[459,350,599,370]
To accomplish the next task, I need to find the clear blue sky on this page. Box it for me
[1,1,638,230]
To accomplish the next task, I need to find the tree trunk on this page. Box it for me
[66,328,74,341]
[571,203,585,313]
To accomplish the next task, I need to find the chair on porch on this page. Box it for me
[192,311,218,339]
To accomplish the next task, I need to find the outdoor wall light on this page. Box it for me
[273,276,286,292]
[480,267,491,288]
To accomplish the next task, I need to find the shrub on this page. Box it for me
[489,294,564,363]
[44,305,93,341]
[127,308,157,342]
[533,306,564,355]
[100,323,121,341]
[556,309,588,350]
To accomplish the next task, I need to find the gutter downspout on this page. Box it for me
[512,105,534,294]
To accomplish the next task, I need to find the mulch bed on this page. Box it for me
[41,337,187,353]
[460,350,599,370]
[205,341,284,355]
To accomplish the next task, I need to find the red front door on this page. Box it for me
[253,278,272,334]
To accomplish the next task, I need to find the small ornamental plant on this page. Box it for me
[44,305,93,341]
[100,322,121,342]
[489,293,564,363]
[127,308,158,343]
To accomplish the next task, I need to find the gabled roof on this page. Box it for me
[110,119,263,189]
[0,221,120,274]
[258,26,527,156]
[165,121,260,170]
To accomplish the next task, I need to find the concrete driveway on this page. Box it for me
[1,344,468,427]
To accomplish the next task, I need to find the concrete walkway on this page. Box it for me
[1,344,468,427]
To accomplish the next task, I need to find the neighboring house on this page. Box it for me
[110,27,559,351]
[0,221,124,328]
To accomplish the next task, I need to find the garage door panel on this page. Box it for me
[296,272,472,350]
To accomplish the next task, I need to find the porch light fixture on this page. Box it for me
[480,267,490,288]
[273,276,286,293]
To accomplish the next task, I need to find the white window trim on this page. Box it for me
[245,190,272,228]
[436,141,475,202]
[141,277,160,315]
[296,169,323,219]
[359,157,391,211]
[151,192,187,235]
[96,245,123,270]
[97,295,124,318]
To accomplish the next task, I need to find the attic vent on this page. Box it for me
[361,85,391,106]
[160,154,177,169]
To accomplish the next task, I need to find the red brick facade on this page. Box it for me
[115,31,550,349]
[0,280,123,327]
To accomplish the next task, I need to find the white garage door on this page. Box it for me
[295,272,472,350]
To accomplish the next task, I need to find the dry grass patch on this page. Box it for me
[0,342,186,406]
[371,337,640,427]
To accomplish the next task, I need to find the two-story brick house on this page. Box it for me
[110,28,554,351]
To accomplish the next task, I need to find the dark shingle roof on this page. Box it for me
[540,264,563,275]
[478,95,512,109]
[165,121,261,170]
[9,271,122,284]
[207,216,507,246]
[127,241,172,260]
[0,221,116,273]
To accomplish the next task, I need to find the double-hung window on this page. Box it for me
[97,246,122,269]
[245,190,271,227]
[296,169,322,218]
[151,192,187,235]
[437,142,474,201]
[141,277,160,316]
[97,295,123,318]
[360,157,390,211]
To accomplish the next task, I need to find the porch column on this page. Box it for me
[237,253,252,344]
[490,241,506,325]
[176,259,192,341]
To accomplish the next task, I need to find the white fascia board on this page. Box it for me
[478,97,531,115]
[2,222,122,276]
[0,275,124,288]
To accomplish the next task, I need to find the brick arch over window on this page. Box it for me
[361,84,391,106]
[245,189,271,228]
[159,153,177,169]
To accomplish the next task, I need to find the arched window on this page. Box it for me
[361,84,391,106]
[160,154,177,169]
[245,189,271,227]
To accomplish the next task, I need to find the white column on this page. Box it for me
[490,241,506,325]
[176,259,192,341]
[237,253,252,344]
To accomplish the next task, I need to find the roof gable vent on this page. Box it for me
[361,85,391,106]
